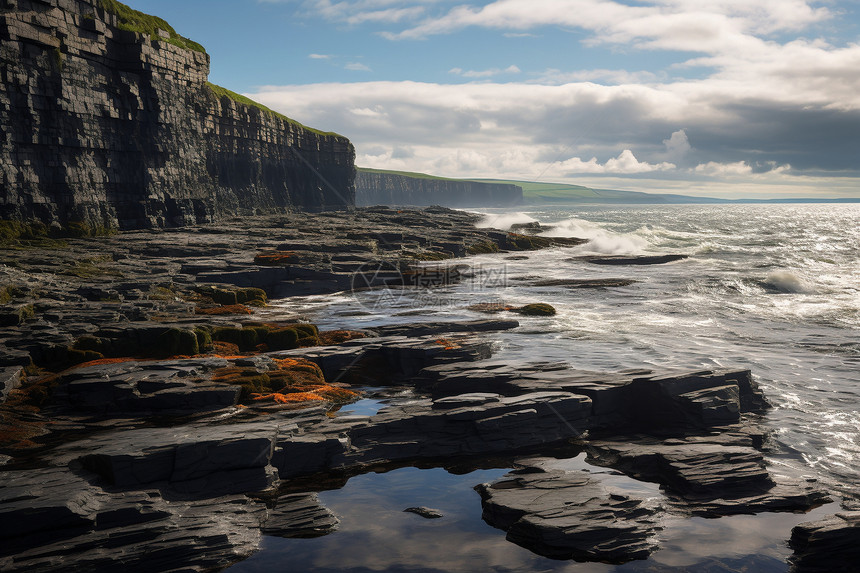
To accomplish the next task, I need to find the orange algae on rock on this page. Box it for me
[434,338,461,350]
[195,304,253,316]
[318,330,370,345]
[210,356,358,406]
[212,341,241,355]
[253,392,326,404]
[254,250,297,266]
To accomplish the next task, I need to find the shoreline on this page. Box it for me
[0,206,855,571]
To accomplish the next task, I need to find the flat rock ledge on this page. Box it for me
[790,511,860,572]
[572,254,689,266]
[476,464,661,563]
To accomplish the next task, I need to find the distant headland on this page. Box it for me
[356,167,860,206]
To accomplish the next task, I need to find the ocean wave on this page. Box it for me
[541,217,649,254]
[476,212,537,230]
[761,270,817,294]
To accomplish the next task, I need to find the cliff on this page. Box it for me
[0,0,355,229]
[356,169,523,208]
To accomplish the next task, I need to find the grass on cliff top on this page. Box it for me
[206,83,342,137]
[357,167,465,182]
[98,0,206,53]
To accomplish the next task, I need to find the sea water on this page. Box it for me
[247,203,859,571]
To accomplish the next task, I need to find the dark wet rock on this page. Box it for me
[790,511,860,572]
[0,466,267,572]
[66,422,280,496]
[0,347,33,368]
[574,254,689,265]
[0,304,34,327]
[586,435,830,516]
[418,362,767,430]
[476,465,660,563]
[404,506,443,519]
[509,222,543,233]
[263,492,340,537]
[277,333,495,385]
[369,319,519,338]
[272,433,351,480]
[269,389,594,478]
[530,278,637,288]
[52,358,239,417]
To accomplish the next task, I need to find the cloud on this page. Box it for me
[278,0,437,26]
[533,68,662,86]
[308,53,333,60]
[694,160,754,176]
[663,129,691,164]
[248,1,860,196]
[345,62,373,71]
[343,6,427,25]
[559,150,676,174]
[250,77,860,184]
[381,0,831,44]
[449,65,521,78]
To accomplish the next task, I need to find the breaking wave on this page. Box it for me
[541,217,649,255]
[476,212,537,230]
[761,270,816,294]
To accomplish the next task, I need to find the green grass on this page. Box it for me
[206,83,342,137]
[98,0,205,53]
[357,167,464,182]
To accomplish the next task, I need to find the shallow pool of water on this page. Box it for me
[227,460,837,572]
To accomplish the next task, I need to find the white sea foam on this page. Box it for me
[541,217,649,254]
[475,212,537,230]
[762,270,816,294]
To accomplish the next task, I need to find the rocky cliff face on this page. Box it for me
[0,0,355,229]
[356,170,522,208]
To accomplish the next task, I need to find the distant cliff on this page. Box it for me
[356,169,523,208]
[0,0,355,229]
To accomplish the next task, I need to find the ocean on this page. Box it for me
[240,203,859,571]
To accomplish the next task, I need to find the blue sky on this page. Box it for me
[125,0,860,198]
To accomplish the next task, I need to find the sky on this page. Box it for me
[125,0,860,198]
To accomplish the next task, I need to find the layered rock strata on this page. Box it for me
[356,169,523,207]
[0,0,354,229]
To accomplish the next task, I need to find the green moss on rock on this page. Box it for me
[236,287,267,306]
[194,327,213,351]
[515,303,557,317]
[267,328,299,351]
[506,233,554,251]
[467,241,500,255]
[294,324,319,338]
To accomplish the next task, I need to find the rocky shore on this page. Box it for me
[1,207,856,571]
